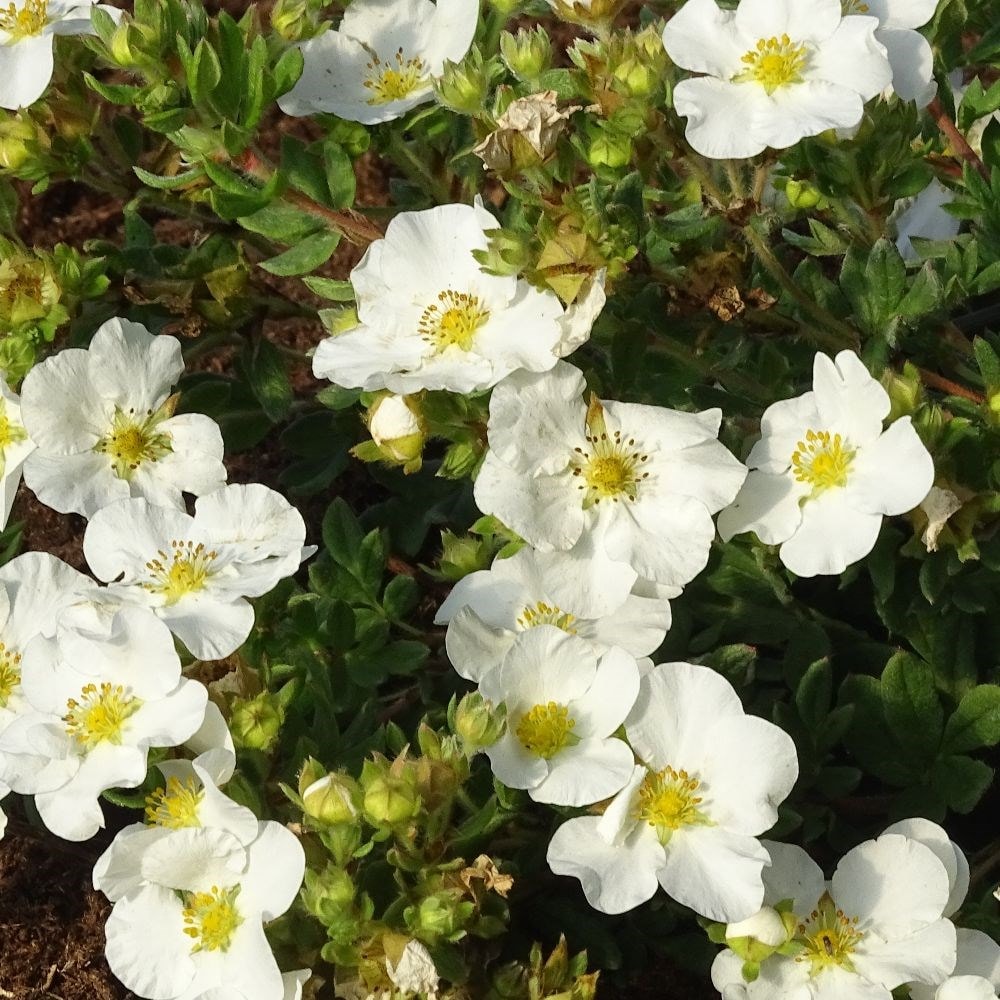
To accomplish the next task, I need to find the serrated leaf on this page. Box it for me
[880,651,943,764]
[941,685,1000,754]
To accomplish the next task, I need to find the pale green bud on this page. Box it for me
[435,47,500,115]
[366,393,426,469]
[361,764,422,827]
[499,27,551,81]
[303,772,361,827]
[453,693,506,754]
[230,693,284,751]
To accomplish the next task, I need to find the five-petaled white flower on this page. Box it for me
[711,833,957,1000]
[0,602,208,841]
[277,0,478,124]
[480,625,640,807]
[718,350,934,577]
[474,361,747,590]
[843,0,939,107]
[0,378,33,530]
[83,484,310,661]
[93,748,259,902]
[547,662,798,921]
[103,820,305,1000]
[312,202,572,395]
[0,0,120,110]
[436,544,675,683]
[20,317,226,518]
[661,0,893,159]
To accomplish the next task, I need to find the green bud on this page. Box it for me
[303,772,362,827]
[229,692,284,752]
[499,27,551,81]
[405,892,475,944]
[882,362,924,422]
[435,46,500,115]
[437,529,493,581]
[270,0,329,41]
[548,0,627,32]
[453,693,506,754]
[587,129,632,170]
[361,765,422,827]
[784,178,830,211]
[301,863,356,920]
[298,756,326,797]
[0,115,38,171]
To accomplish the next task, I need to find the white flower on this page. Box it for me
[474,361,747,590]
[104,820,305,1000]
[712,834,957,1000]
[277,0,478,124]
[892,178,960,260]
[845,0,938,106]
[0,378,33,530]
[661,0,892,159]
[479,625,639,807]
[882,818,969,918]
[912,929,1000,1000]
[370,394,422,445]
[0,602,208,840]
[83,484,309,660]
[93,748,258,902]
[312,202,568,395]
[435,545,674,683]
[20,317,226,518]
[387,940,439,997]
[0,0,120,109]
[718,350,934,577]
[546,662,798,921]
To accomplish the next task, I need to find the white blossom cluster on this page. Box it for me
[0,316,310,1000]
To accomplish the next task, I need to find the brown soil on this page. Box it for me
[0,825,134,999]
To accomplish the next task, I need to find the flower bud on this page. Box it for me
[882,362,924,422]
[437,529,494,581]
[303,772,361,827]
[546,0,628,32]
[230,692,284,751]
[435,47,499,115]
[453,692,506,754]
[270,0,329,41]
[298,756,326,797]
[301,863,356,920]
[0,115,37,171]
[405,892,475,944]
[586,129,632,170]
[366,393,426,470]
[499,27,551,81]
[361,765,422,827]
[784,178,830,211]
[725,906,794,964]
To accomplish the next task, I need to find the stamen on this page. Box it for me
[94,403,174,481]
[794,893,864,974]
[636,765,711,843]
[736,34,809,94]
[182,885,243,953]
[516,602,578,634]
[790,429,855,492]
[0,640,21,708]
[64,683,141,751]
[0,0,48,38]
[145,776,204,829]
[516,702,577,759]
[363,46,427,105]
[418,289,490,352]
[141,539,218,605]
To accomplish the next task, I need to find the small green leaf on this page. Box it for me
[880,651,944,764]
[241,338,292,422]
[259,231,340,276]
[942,685,1000,754]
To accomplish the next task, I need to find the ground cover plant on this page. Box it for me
[1,0,1000,997]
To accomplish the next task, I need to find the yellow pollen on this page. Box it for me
[182,885,243,953]
[516,602,578,634]
[0,0,48,38]
[64,682,141,751]
[363,47,427,104]
[145,776,204,829]
[795,893,864,974]
[571,419,649,507]
[142,540,218,605]
[636,766,710,843]
[94,405,173,481]
[0,640,21,708]
[516,701,577,759]
[0,401,26,457]
[790,429,855,492]
[736,34,809,94]
[418,289,490,352]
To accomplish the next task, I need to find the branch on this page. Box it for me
[916,366,985,404]
[927,97,990,182]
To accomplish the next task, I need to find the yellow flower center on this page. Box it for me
[364,47,427,104]
[795,893,864,975]
[0,400,27,458]
[142,540,218,605]
[0,640,21,708]
[516,602,578,634]
[182,885,243,953]
[571,400,650,507]
[95,404,174,481]
[790,429,855,492]
[0,0,48,39]
[516,701,577,759]
[636,766,711,843]
[418,290,490,352]
[64,682,141,751]
[737,34,809,94]
[841,0,870,12]
[145,776,204,829]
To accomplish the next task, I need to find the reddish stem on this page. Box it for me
[927,97,990,182]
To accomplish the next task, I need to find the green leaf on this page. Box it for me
[930,754,994,813]
[880,651,943,764]
[259,231,340,276]
[941,685,1000,754]
[795,659,832,731]
[323,140,356,210]
[322,498,365,567]
[133,165,206,191]
[974,335,1000,392]
[302,277,356,301]
[238,202,322,243]
[241,338,292,422]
